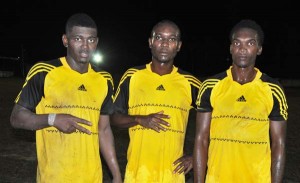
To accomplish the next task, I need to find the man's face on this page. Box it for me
[230,28,262,68]
[149,23,182,64]
[65,26,98,64]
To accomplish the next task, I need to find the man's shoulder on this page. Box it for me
[210,70,227,80]
[91,65,113,80]
[177,67,198,78]
[260,73,281,85]
[31,58,61,67]
[38,58,61,66]
[27,58,61,77]
[200,71,227,88]
[129,64,147,71]
[122,64,147,76]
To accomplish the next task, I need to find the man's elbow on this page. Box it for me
[110,113,131,128]
[110,113,121,127]
[10,114,20,129]
[10,104,27,129]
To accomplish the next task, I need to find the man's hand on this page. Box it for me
[173,155,193,174]
[135,111,170,132]
[53,114,92,134]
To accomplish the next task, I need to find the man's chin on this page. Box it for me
[157,58,170,64]
[79,58,90,64]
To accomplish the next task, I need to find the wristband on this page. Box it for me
[48,113,56,126]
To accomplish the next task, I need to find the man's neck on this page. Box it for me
[150,61,173,76]
[231,66,257,84]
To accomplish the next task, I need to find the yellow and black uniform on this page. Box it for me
[196,66,288,183]
[114,62,201,183]
[15,57,114,183]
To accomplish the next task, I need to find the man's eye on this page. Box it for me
[88,39,95,43]
[75,37,81,41]
[169,38,177,42]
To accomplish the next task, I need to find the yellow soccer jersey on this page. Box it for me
[196,66,288,183]
[114,62,201,183]
[15,57,114,183]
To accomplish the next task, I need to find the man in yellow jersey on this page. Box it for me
[193,19,288,183]
[112,19,201,182]
[10,13,122,183]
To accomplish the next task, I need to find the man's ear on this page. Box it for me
[177,41,182,52]
[257,46,263,55]
[62,34,68,48]
[148,38,152,48]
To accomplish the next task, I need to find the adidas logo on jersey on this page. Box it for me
[156,84,165,91]
[78,84,87,91]
[236,95,246,102]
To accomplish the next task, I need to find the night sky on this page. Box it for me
[0,0,297,79]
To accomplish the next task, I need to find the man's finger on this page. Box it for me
[155,113,170,119]
[173,164,185,174]
[74,123,91,135]
[153,126,161,133]
[157,119,170,127]
[76,118,92,126]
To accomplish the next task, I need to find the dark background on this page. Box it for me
[0,0,297,79]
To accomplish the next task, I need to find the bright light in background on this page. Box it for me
[92,51,103,64]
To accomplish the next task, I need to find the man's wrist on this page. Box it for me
[134,116,140,124]
[48,113,56,126]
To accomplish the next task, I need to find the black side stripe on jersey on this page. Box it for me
[98,71,114,100]
[113,68,138,101]
[24,63,55,89]
[98,71,114,87]
[15,63,55,103]
[267,82,288,120]
[119,68,137,85]
[196,79,219,107]
[27,63,55,80]
[98,71,113,79]
[198,79,219,99]
[183,75,202,88]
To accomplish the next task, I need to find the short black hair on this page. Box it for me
[151,19,181,40]
[229,19,264,46]
[65,13,97,34]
